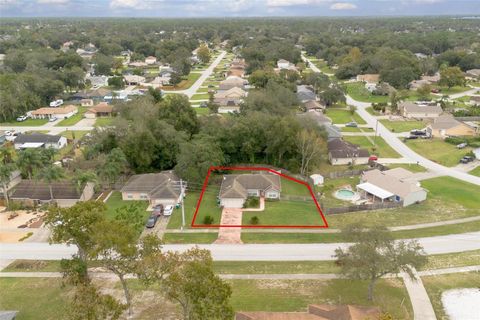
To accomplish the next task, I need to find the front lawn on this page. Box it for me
[433,85,472,95]
[386,163,427,173]
[162,72,201,90]
[340,126,374,132]
[343,136,401,158]
[193,107,210,115]
[324,108,366,124]
[379,120,426,133]
[94,117,114,127]
[190,93,210,100]
[422,272,480,320]
[405,139,473,167]
[0,118,48,126]
[162,232,218,244]
[58,130,89,140]
[55,107,87,126]
[104,191,149,234]
[344,82,389,104]
[229,278,412,320]
[469,166,480,177]
[421,249,480,271]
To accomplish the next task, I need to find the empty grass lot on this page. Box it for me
[405,139,473,167]
[343,136,401,158]
[55,107,87,126]
[380,120,426,132]
[0,118,48,126]
[344,82,389,104]
[324,108,366,124]
[422,272,480,320]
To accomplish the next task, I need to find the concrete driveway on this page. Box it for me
[214,208,243,244]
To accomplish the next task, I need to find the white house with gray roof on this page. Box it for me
[219,173,281,208]
[399,101,443,119]
[121,171,184,206]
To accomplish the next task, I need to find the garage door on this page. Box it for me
[221,198,244,208]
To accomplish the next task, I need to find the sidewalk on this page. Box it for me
[402,267,437,320]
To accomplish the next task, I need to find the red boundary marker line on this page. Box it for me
[190,166,329,229]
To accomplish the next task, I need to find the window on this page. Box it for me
[127,194,133,199]
[140,194,148,199]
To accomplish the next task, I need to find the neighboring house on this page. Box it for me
[328,138,370,165]
[236,304,380,320]
[86,75,108,88]
[14,133,68,150]
[356,74,380,83]
[276,59,297,71]
[427,114,477,138]
[145,56,157,65]
[399,101,443,119]
[219,173,281,208]
[357,168,427,207]
[421,73,440,83]
[214,87,246,110]
[124,75,145,85]
[218,76,246,91]
[473,147,480,160]
[310,174,324,186]
[469,96,480,106]
[121,172,184,206]
[297,110,341,141]
[31,105,78,120]
[72,88,112,101]
[10,181,94,208]
[228,58,246,77]
[303,100,325,111]
[466,69,480,79]
[80,99,94,107]
[0,170,22,197]
[147,76,170,87]
[409,79,431,90]
[297,85,316,102]
[129,61,148,68]
[84,103,114,119]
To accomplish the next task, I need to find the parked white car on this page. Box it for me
[16,115,28,122]
[49,116,57,122]
[163,205,174,216]
[49,99,64,107]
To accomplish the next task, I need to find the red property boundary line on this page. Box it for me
[191,166,329,229]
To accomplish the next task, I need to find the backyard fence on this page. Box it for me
[323,201,403,215]
[325,163,388,179]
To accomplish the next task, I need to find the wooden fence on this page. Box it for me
[323,201,403,215]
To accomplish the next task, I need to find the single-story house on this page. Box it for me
[10,180,94,208]
[399,101,443,119]
[276,59,297,72]
[218,76,246,91]
[469,96,480,106]
[86,75,108,88]
[297,85,316,102]
[473,147,480,160]
[71,88,112,101]
[14,133,67,150]
[466,69,480,79]
[357,168,427,207]
[303,100,325,111]
[427,114,477,138]
[356,74,380,83]
[219,173,281,208]
[31,105,78,120]
[84,102,114,119]
[297,110,341,141]
[328,138,370,165]
[124,75,145,85]
[214,87,246,107]
[236,304,380,320]
[145,56,157,65]
[80,99,94,107]
[0,170,22,197]
[121,171,184,206]
[310,174,324,186]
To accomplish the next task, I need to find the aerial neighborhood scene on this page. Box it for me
[1,0,480,319]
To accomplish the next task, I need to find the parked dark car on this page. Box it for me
[345,121,358,128]
[153,204,164,216]
[410,129,427,136]
[459,156,474,164]
[406,135,419,140]
[145,215,158,228]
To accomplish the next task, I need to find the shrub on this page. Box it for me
[250,216,259,225]
[243,197,260,208]
[203,215,214,225]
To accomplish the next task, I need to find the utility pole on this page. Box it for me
[374,119,379,148]
[180,179,185,231]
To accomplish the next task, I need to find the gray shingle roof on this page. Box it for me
[121,172,181,199]
[11,180,81,200]
[328,138,370,158]
[14,133,62,144]
[219,173,281,199]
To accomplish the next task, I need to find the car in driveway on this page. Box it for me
[16,115,27,122]
[49,116,57,122]
[345,122,358,127]
[145,214,159,228]
[152,204,164,216]
[163,205,174,217]
[459,156,474,164]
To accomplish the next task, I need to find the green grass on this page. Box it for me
[324,108,366,124]
[162,232,218,244]
[421,249,480,271]
[193,107,210,115]
[380,120,426,133]
[433,85,472,95]
[344,82,389,104]
[386,163,427,173]
[94,117,114,127]
[343,136,401,158]
[0,118,48,126]
[280,177,313,197]
[422,272,480,320]
[229,278,412,319]
[163,72,201,90]
[340,126,374,132]
[55,107,87,126]
[104,191,149,234]
[469,166,480,177]
[405,139,473,167]
[58,130,89,140]
[421,176,479,209]
[213,261,339,274]
[190,93,210,100]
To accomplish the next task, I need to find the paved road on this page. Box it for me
[2,231,479,261]
[163,50,226,98]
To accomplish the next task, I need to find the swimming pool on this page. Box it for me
[335,189,357,200]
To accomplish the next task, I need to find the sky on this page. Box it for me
[1,0,479,18]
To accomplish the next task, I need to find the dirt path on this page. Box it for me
[214,208,243,244]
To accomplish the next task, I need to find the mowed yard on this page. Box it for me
[343,135,401,158]
[404,139,473,167]
[344,82,389,104]
[0,277,413,320]
[324,108,366,124]
[379,119,426,133]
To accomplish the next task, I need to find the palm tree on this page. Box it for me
[73,170,98,194]
[0,163,16,208]
[17,149,42,179]
[0,146,16,165]
[36,165,65,203]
